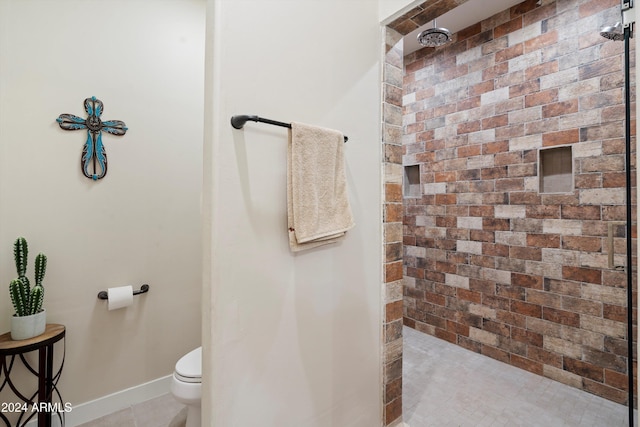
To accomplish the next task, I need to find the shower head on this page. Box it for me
[417,19,452,48]
[600,22,624,41]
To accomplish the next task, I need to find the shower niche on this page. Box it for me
[403,165,421,198]
[539,146,573,193]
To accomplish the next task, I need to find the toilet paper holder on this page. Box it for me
[97,284,150,300]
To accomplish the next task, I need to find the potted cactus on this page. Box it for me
[8,237,47,340]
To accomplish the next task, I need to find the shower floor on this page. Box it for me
[403,326,634,427]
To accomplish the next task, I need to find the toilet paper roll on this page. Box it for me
[107,285,134,311]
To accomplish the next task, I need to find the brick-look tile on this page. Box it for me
[512,80,542,99]
[525,29,559,52]
[584,379,629,404]
[385,337,403,365]
[543,307,580,327]
[562,295,602,316]
[385,320,403,344]
[384,397,402,426]
[562,236,602,252]
[581,155,625,173]
[481,343,512,363]
[605,336,628,357]
[385,223,403,243]
[425,291,446,306]
[543,99,578,118]
[526,317,562,338]
[435,194,457,204]
[457,288,482,304]
[527,233,561,247]
[512,272,543,289]
[602,206,626,222]
[544,335,582,359]
[493,13,521,36]
[496,284,526,301]
[526,205,561,219]
[385,183,402,203]
[386,84,403,106]
[528,345,563,368]
[583,347,627,373]
[385,203,403,223]
[383,29,405,427]
[511,300,543,318]
[542,219,582,235]
[580,59,623,82]
[542,129,580,146]
[581,284,628,307]
[527,289,562,309]
[564,357,604,382]
[482,243,510,257]
[563,266,602,284]
[525,87,558,107]
[387,242,404,262]
[578,0,620,16]
[385,376,402,403]
[580,90,623,113]
[400,0,635,411]
[603,172,626,188]
[511,354,544,375]
[435,327,457,343]
[496,230,525,246]
[386,300,404,322]
[511,192,542,205]
[575,173,603,189]
[561,205,601,220]
[543,364,584,389]
[603,304,627,323]
[510,246,542,261]
[384,144,403,163]
[580,315,626,339]
[605,368,629,391]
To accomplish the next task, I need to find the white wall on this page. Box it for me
[379,0,422,24]
[0,0,204,407]
[202,0,383,425]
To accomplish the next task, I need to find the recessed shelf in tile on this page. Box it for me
[404,165,421,198]
[539,146,573,194]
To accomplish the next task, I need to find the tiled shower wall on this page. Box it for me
[402,0,637,405]
[383,27,405,427]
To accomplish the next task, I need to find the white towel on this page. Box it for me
[287,122,355,252]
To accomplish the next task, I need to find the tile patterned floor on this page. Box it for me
[403,326,635,427]
[75,393,185,427]
[73,328,636,426]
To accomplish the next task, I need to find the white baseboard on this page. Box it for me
[26,375,172,427]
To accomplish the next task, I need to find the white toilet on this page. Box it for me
[171,347,202,427]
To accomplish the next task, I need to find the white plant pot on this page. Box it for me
[11,309,46,341]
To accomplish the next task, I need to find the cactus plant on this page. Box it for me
[14,236,28,277]
[8,237,46,317]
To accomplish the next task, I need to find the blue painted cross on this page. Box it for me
[56,96,128,180]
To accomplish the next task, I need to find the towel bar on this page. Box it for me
[231,115,348,142]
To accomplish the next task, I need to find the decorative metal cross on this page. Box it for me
[56,96,128,180]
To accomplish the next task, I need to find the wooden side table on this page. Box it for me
[0,324,66,427]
